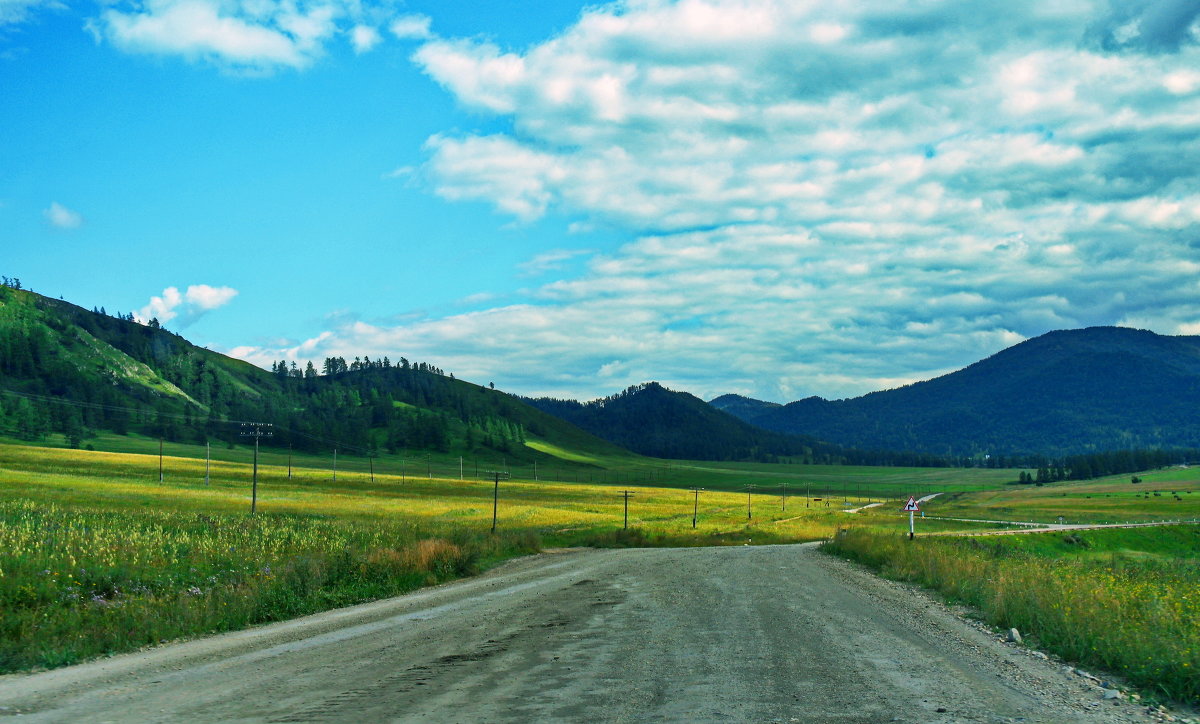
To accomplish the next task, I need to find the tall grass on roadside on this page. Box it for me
[0,499,539,672]
[824,527,1200,703]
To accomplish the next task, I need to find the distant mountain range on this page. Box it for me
[5,282,1195,464]
[710,327,1200,457]
[523,383,951,466]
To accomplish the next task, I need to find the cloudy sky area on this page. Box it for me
[3,0,1199,402]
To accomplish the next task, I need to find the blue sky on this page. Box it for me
[3,0,1200,403]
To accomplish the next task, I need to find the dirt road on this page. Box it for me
[0,544,1165,723]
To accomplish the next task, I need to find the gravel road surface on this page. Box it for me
[0,544,1169,723]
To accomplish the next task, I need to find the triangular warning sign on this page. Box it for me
[902,497,920,511]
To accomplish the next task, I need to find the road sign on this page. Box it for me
[903,496,920,539]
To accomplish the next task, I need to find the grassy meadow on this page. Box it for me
[922,467,1200,524]
[2,437,976,672]
[12,429,1019,497]
[6,433,1198,698]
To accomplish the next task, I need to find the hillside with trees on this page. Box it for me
[0,283,626,464]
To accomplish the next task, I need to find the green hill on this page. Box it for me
[0,284,629,467]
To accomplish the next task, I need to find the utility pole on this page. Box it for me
[782,482,788,512]
[689,487,704,529]
[369,453,375,484]
[486,470,510,534]
[745,484,755,520]
[459,456,463,481]
[239,423,273,514]
[620,490,636,529]
[287,444,292,481]
[158,437,164,483]
[534,460,538,481]
[806,481,811,508]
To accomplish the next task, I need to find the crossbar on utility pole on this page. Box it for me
[239,423,273,514]
[689,487,704,529]
[620,490,636,529]
[486,470,510,534]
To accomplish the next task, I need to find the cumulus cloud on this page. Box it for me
[137,284,238,327]
[91,0,423,71]
[43,201,82,229]
[241,0,1200,401]
[350,24,380,54]
[389,14,430,40]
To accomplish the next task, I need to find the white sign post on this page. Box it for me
[902,496,920,539]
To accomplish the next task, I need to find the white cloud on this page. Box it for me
[389,14,430,40]
[518,248,592,276]
[185,283,238,310]
[381,165,414,180]
[350,24,380,54]
[137,283,238,327]
[137,286,184,324]
[243,0,1200,401]
[92,0,408,71]
[99,0,311,69]
[43,201,82,229]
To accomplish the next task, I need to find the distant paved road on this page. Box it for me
[0,545,1159,723]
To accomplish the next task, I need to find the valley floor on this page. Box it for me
[0,544,1174,723]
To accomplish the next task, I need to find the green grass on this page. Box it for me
[925,469,1200,524]
[825,525,1200,704]
[1,440,889,672]
[7,431,1024,498]
[0,500,535,671]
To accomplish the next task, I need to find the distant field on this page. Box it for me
[923,468,1200,524]
[2,432,1022,498]
[0,441,918,542]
